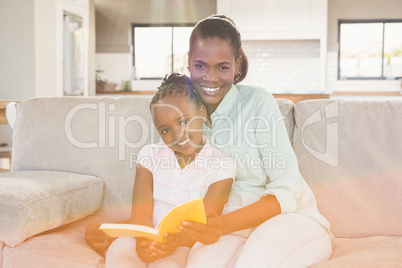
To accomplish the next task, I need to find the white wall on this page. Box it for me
[35,0,57,97]
[89,0,96,96]
[0,0,95,99]
[0,1,35,151]
[0,0,36,100]
[0,0,96,149]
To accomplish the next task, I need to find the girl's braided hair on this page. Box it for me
[150,73,202,108]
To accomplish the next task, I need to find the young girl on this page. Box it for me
[103,73,234,267]
[178,15,333,267]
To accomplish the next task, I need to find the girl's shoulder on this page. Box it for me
[139,142,169,157]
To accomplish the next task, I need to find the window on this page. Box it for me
[132,24,194,79]
[338,20,402,80]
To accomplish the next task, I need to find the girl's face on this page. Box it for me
[188,37,241,114]
[153,94,206,158]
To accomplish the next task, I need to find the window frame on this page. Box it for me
[131,23,195,80]
[338,19,402,81]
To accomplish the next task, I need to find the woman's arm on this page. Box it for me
[220,194,280,234]
[181,90,302,244]
[180,194,280,244]
[203,178,233,214]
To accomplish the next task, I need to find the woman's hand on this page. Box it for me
[179,210,224,245]
[85,222,114,256]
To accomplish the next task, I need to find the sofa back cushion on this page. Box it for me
[275,99,295,143]
[12,97,158,219]
[11,97,295,220]
[293,99,402,238]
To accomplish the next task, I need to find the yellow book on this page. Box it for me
[99,198,207,242]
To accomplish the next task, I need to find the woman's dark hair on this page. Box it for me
[189,14,248,84]
[150,73,202,108]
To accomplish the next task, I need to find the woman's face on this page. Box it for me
[188,37,240,113]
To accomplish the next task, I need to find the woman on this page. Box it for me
[179,15,333,267]
[86,14,333,268]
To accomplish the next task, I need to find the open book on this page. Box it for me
[99,198,207,242]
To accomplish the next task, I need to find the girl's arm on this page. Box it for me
[151,178,233,257]
[130,164,158,263]
[130,164,154,226]
[141,169,233,258]
[85,164,154,256]
[172,178,233,247]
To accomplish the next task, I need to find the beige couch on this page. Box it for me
[0,97,401,267]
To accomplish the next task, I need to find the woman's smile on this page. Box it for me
[202,86,221,94]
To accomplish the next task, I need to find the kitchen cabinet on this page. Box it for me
[217,0,327,40]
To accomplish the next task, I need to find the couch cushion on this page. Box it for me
[293,100,402,238]
[276,99,295,143]
[0,240,4,265]
[11,97,157,220]
[0,171,103,247]
[2,215,109,267]
[313,236,402,267]
[10,97,293,222]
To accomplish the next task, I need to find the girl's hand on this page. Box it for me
[147,234,179,259]
[136,238,158,263]
[179,210,224,245]
[85,222,114,256]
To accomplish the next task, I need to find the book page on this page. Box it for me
[156,198,207,241]
[100,224,158,241]
[99,198,207,242]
